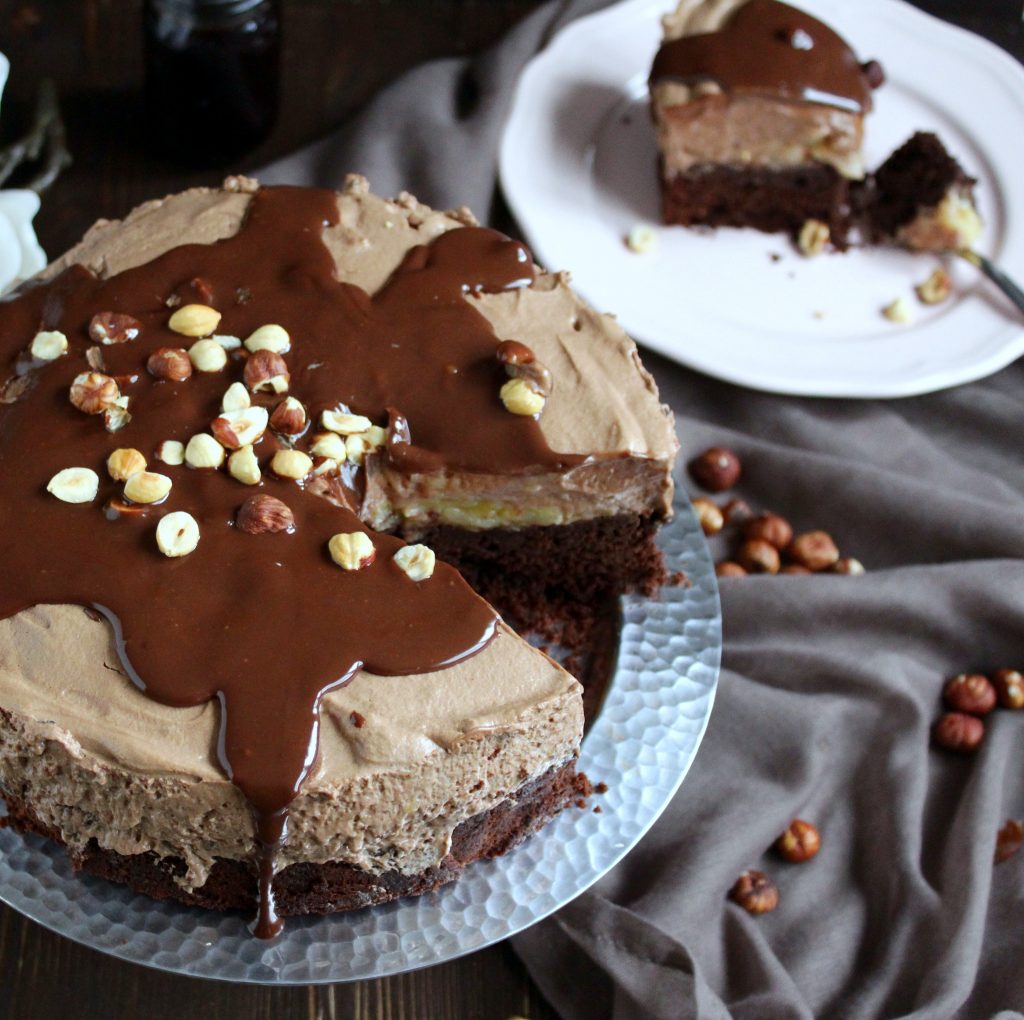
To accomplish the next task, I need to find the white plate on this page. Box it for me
[0,485,721,984]
[500,0,1024,397]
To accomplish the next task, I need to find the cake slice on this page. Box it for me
[649,0,882,246]
[0,177,677,933]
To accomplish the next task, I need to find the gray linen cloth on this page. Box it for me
[261,3,1024,1016]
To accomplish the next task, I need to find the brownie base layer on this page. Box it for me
[2,760,590,917]
[660,162,853,248]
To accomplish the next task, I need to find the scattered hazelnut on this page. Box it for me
[123,470,172,505]
[228,445,261,486]
[933,711,984,753]
[625,223,657,254]
[328,531,376,570]
[88,311,141,345]
[500,377,545,416]
[498,341,553,397]
[311,457,340,477]
[736,539,780,575]
[743,512,793,550]
[797,219,830,257]
[69,372,120,415]
[346,427,387,464]
[943,673,997,716]
[776,820,821,863]
[221,381,251,412]
[787,530,839,572]
[211,406,269,449]
[156,511,200,557]
[995,820,1023,864]
[780,564,812,575]
[188,338,229,373]
[271,448,313,480]
[270,397,307,435]
[236,493,295,535]
[155,440,185,466]
[721,498,752,526]
[688,447,741,493]
[147,347,193,382]
[29,329,68,361]
[85,345,105,371]
[184,433,226,470]
[212,334,242,351]
[244,348,289,393]
[991,669,1024,710]
[393,543,436,581]
[915,268,952,305]
[882,296,913,324]
[309,432,347,460]
[46,467,100,504]
[321,408,373,435]
[106,448,147,482]
[832,557,866,576]
[103,397,132,433]
[715,561,747,578]
[168,303,221,337]
[691,497,724,536]
[729,870,778,915]
[244,323,291,354]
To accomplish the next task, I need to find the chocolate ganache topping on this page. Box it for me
[651,0,874,114]
[0,186,582,936]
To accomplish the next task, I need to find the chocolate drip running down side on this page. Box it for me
[0,187,583,936]
[651,0,874,113]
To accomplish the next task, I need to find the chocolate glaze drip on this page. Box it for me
[0,186,580,937]
[651,0,873,114]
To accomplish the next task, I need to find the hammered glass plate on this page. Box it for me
[0,488,720,984]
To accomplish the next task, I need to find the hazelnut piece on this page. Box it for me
[833,557,866,576]
[346,427,387,464]
[244,349,290,393]
[883,297,913,324]
[691,497,724,536]
[29,329,68,361]
[236,494,295,535]
[776,820,821,863]
[995,820,1023,864]
[211,406,269,449]
[688,447,740,493]
[185,433,226,470]
[991,669,1024,710]
[500,377,545,416]
[106,448,147,482]
[271,448,313,480]
[915,268,952,306]
[46,467,100,504]
[743,512,793,550]
[736,539,780,575]
[221,381,251,412]
[89,311,141,345]
[156,511,200,557]
[123,470,172,505]
[729,870,778,915]
[797,219,830,257]
[722,498,752,526]
[787,531,839,572]
[228,445,261,486]
[328,531,376,570]
[780,564,812,575]
[147,347,193,382]
[69,372,120,415]
[625,224,657,254]
[393,543,436,581]
[244,323,290,354]
[943,674,996,716]
[309,432,347,460]
[321,408,372,435]
[168,303,221,338]
[155,440,185,466]
[715,561,747,578]
[188,338,229,373]
[933,712,984,753]
[270,397,307,435]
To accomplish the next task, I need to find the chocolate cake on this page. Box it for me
[649,0,882,246]
[0,176,678,936]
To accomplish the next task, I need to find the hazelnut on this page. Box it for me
[500,377,545,416]
[743,512,793,550]
[270,448,313,480]
[89,311,141,345]
[787,531,839,572]
[244,349,289,393]
[270,397,307,435]
[168,303,221,337]
[933,712,984,753]
[244,323,290,354]
[188,338,229,373]
[103,397,132,433]
[736,539,780,575]
[309,432,347,460]
[346,427,387,464]
[393,543,436,581]
[715,561,747,578]
[776,819,821,863]
[184,433,226,470]
[46,467,100,504]
[995,819,1023,864]
[691,497,724,536]
[228,445,261,486]
[85,345,105,371]
[625,224,657,254]
[721,498,753,526]
[29,329,68,361]
[211,406,269,449]
[832,557,866,576]
[321,408,372,435]
[797,219,830,257]
[729,870,779,915]
[155,440,185,466]
[123,470,172,505]
[991,669,1024,710]
[106,448,147,482]
[156,511,200,557]
[328,531,376,570]
[943,673,996,716]
[688,447,740,493]
[147,347,193,382]
[221,381,251,412]
[883,297,913,324]
[915,268,952,305]
[498,343,553,397]
[780,564,812,575]
[69,372,120,415]
[236,494,295,535]
[212,334,242,351]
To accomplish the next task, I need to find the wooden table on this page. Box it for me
[0,2,1020,1018]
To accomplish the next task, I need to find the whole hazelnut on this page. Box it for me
[688,446,741,493]
[943,673,997,716]
[691,497,724,536]
[833,557,866,576]
[721,498,752,526]
[933,712,984,753]
[235,494,295,535]
[736,539,780,575]
[147,346,193,382]
[729,870,778,915]
[715,561,747,578]
[244,348,290,393]
[991,669,1024,710]
[743,512,793,550]
[995,819,1023,864]
[787,530,839,572]
[776,819,821,863]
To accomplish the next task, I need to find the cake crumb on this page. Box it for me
[812,310,825,320]
[593,805,603,813]
[915,268,952,305]
[768,252,782,263]
[797,219,830,257]
[594,781,609,794]
[626,224,658,254]
[349,710,366,728]
[882,296,913,324]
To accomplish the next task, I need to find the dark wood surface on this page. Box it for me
[0,2,1021,1019]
